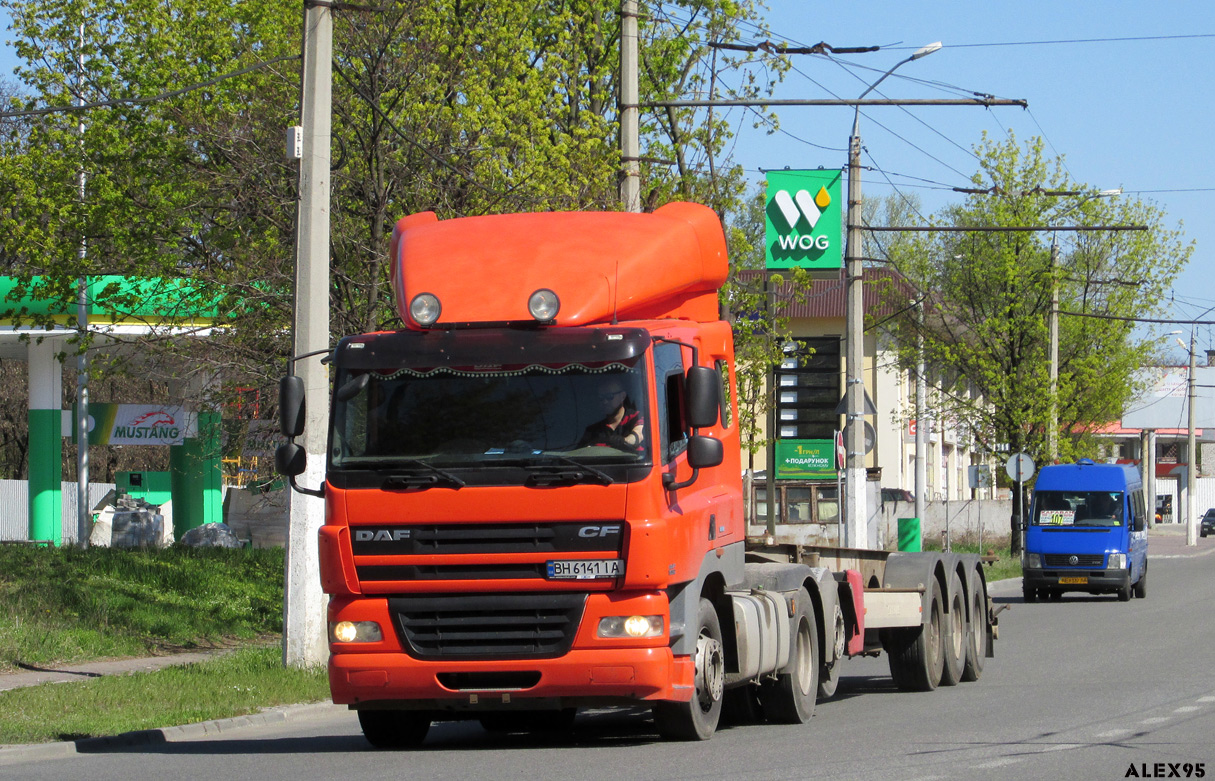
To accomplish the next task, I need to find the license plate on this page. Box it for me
[546,559,623,580]
[1059,576,1088,585]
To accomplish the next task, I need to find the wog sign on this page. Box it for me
[765,169,843,275]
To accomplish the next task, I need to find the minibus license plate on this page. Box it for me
[546,559,623,580]
[1059,576,1088,585]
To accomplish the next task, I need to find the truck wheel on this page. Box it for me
[653,598,724,740]
[961,580,987,683]
[1022,582,1037,603]
[1133,566,1147,599]
[940,573,965,687]
[817,601,845,700]
[358,709,431,749]
[762,587,818,724]
[886,577,944,692]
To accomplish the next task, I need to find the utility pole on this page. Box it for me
[1186,330,1198,546]
[619,0,640,213]
[284,1,333,668]
[76,22,91,547]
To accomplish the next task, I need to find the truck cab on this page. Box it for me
[1022,459,1149,602]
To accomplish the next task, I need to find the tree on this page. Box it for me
[883,134,1191,469]
[0,0,781,407]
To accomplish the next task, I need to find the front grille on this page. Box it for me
[350,522,623,556]
[388,593,587,660]
[1044,553,1105,567]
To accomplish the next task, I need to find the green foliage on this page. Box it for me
[882,135,1191,463]
[0,646,329,744]
[0,545,285,672]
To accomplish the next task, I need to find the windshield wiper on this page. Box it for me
[380,459,466,489]
[521,455,614,486]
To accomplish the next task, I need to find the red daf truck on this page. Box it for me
[275,202,996,746]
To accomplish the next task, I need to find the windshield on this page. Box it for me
[1031,490,1125,527]
[330,362,651,469]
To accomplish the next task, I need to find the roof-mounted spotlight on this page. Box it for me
[528,289,560,323]
[409,293,441,327]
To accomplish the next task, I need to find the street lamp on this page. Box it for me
[844,41,940,550]
[1047,188,1122,462]
[1177,332,1199,546]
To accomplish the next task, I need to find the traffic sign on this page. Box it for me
[1004,452,1035,483]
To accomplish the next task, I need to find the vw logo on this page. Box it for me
[1068,555,1079,566]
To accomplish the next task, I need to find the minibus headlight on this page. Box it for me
[1107,553,1126,569]
[1024,553,1040,568]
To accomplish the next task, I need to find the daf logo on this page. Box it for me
[1068,555,1079,566]
[578,525,621,538]
[354,529,412,542]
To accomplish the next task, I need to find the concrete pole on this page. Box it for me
[1187,331,1197,546]
[1143,429,1156,528]
[620,0,640,213]
[843,122,867,549]
[1048,241,1059,463]
[284,2,333,668]
[75,23,90,547]
[915,304,926,525]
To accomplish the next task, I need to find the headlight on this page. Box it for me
[330,621,383,643]
[527,288,559,322]
[1107,553,1126,569]
[1024,553,1041,568]
[409,293,441,326]
[597,615,663,639]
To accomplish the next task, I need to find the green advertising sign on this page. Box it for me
[765,169,843,275]
[774,439,837,479]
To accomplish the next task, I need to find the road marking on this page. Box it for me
[1140,717,1170,725]
[1198,696,1215,703]
[1174,706,1201,713]
[1095,729,1132,739]
[974,758,1022,769]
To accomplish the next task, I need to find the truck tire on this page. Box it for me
[1021,582,1037,603]
[761,587,818,724]
[961,580,987,682]
[1133,566,1147,599]
[885,577,944,692]
[940,573,965,687]
[358,709,431,749]
[653,598,724,740]
[818,601,845,700]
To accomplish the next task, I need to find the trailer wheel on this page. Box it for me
[761,587,818,724]
[961,580,987,683]
[818,601,845,700]
[885,577,944,692]
[940,573,965,687]
[358,709,431,749]
[1133,565,1147,599]
[653,598,724,740]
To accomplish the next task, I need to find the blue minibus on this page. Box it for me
[1022,459,1148,602]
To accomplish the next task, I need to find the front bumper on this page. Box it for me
[330,647,692,710]
[1022,566,1130,594]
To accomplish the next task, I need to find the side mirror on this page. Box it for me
[687,435,723,469]
[279,375,306,437]
[685,366,720,429]
[275,442,307,477]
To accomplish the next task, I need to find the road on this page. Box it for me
[5,539,1214,781]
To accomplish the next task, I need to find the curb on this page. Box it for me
[0,701,341,767]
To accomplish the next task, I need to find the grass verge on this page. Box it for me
[0,646,330,745]
[921,537,1022,583]
[0,545,285,673]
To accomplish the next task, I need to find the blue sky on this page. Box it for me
[2,2,1212,357]
[722,1,1214,360]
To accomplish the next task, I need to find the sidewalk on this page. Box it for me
[1147,523,1215,559]
[0,648,239,692]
